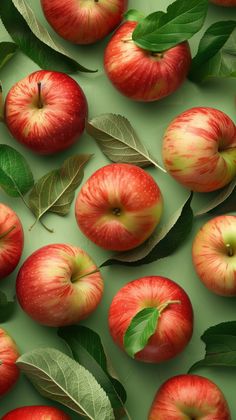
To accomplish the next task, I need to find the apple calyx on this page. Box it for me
[112,207,121,216]
[226,243,234,257]
[71,268,100,283]
[158,299,181,315]
[37,82,44,109]
[0,225,16,240]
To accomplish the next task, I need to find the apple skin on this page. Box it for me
[0,203,24,279]
[2,406,70,419]
[104,21,191,102]
[0,328,20,397]
[192,215,236,296]
[16,244,104,327]
[108,276,193,363]
[162,107,236,192]
[75,163,163,251]
[41,0,128,45]
[5,70,88,155]
[210,0,236,6]
[148,374,231,419]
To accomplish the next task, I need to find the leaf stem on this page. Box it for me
[0,225,16,239]
[158,300,181,314]
[18,193,53,233]
[148,156,167,173]
[71,268,100,283]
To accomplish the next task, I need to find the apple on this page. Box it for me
[108,276,193,363]
[2,406,70,419]
[104,21,191,102]
[41,0,128,45]
[16,244,104,327]
[148,374,231,419]
[162,107,236,192]
[210,0,236,6]
[192,215,236,296]
[0,327,20,396]
[75,163,163,251]
[0,203,24,279]
[4,70,88,155]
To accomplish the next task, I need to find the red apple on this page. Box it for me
[192,215,236,296]
[148,374,231,419]
[2,406,70,419]
[0,328,20,396]
[41,0,128,45]
[162,107,236,192]
[5,70,88,155]
[0,203,24,279]
[16,244,104,327]
[75,163,163,251]
[210,0,236,6]
[104,21,191,102]
[108,276,193,363]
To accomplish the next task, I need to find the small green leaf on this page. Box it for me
[102,193,193,267]
[0,291,15,323]
[17,348,115,420]
[189,321,236,372]
[124,9,145,23]
[124,308,159,358]
[194,179,236,217]
[189,21,236,82]
[0,145,34,197]
[0,41,18,70]
[132,0,208,52]
[0,0,95,73]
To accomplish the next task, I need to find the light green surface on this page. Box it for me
[0,1,236,419]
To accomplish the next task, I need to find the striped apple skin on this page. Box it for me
[104,21,191,102]
[41,0,127,44]
[148,375,231,420]
[0,328,20,396]
[2,406,70,419]
[75,163,163,251]
[162,107,236,192]
[210,0,236,6]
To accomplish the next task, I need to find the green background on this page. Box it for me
[0,1,236,419]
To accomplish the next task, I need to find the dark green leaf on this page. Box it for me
[132,0,208,52]
[0,41,18,70]
[58,326,127,418]
[189,21,236,82]
[101,193,193,267]
[0,144,34,197]
[124,308,159,358]
[189,321,236,372]
[0,291,15,323]
[124,9,145,23]
[194,178,236,216]
[0,0,95,73]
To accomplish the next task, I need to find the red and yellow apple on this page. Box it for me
[192,215,236,296]
[0,203,24,279]
[162,107,236,192]
[148,374,231,419]
[2,406,70,419]
[16,244,104,326]
[104,21,191,102]
[108,276,193,363]
[210,0,236,6]
[75,163,163,251]
[5,70,88,155]
[0,328,20,397]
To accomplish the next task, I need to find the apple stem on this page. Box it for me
[158,300,181,315]
[226,243,234,257]
[71,268,100,283]
[151,52,164,59]
[0,225,16,240]
[122,38,133,43]
[37,82,43,109]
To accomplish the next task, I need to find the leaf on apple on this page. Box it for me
[124,9,145,23]
[189,21,236,82]
[86,114,165,172]
[189,321,236,372]
[28,154,91,230]
[58,326,128,419]
[194,178,236,216]
[102,192,193,267]
[0,145,34,197]
[0,291,15,323]
[132,0,208,52]
[0,42,18,71]
[124,308,159,358]
[17,348,115,420]
[0,0,96,73]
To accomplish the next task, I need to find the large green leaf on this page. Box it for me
[17,348,115,420]
[0,41,18,70]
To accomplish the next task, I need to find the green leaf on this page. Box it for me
[194,178,236,217]
[189,21,236,82]
[0,144,34,197]
[102,192,193,267]
[132,0,208,52]
[189,321,236,372]
[17,348,115,419]
[28,154,91,229]
[0,291,15,323]
[0,0,95,73]
[58,326,127,419]
[0,41,18,70]
[86,114,165,172]
[124,9,145,23]
[124,308,159,358]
